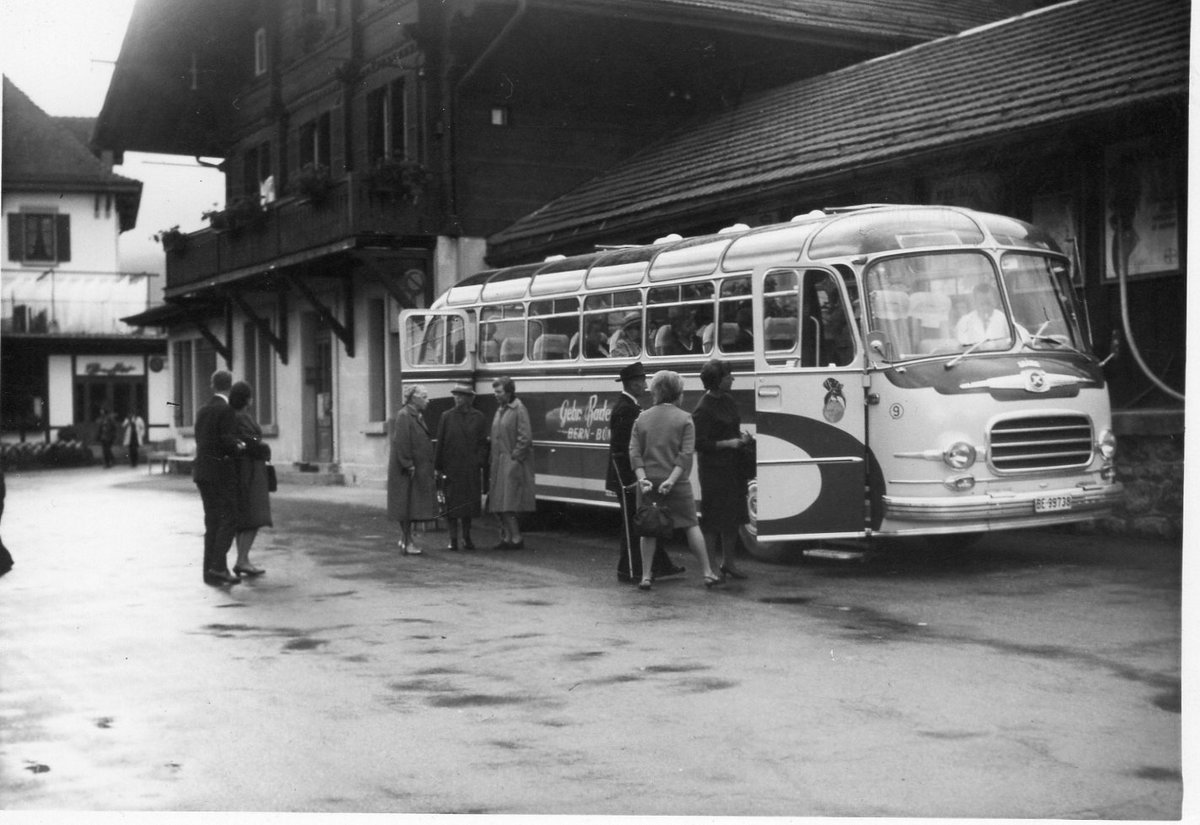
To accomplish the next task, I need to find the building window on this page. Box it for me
[243,141,273,200]
[171,338,217,428]
[7,213,71,264]
[254,27,268,76]
[299,113,331,171]
[367,298,387,422]
[366,80,406,164]
[242,321,276,426]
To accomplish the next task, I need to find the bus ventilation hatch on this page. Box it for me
[988,414,1094,473]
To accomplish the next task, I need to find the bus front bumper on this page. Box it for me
[881,482,1124,527]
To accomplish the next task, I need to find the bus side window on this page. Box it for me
[528,297,580,361]
[480,303,525,364]
[647,283,714,357]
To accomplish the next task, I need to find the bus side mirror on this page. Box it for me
[1099,330,1121,367]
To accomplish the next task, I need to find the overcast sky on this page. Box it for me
[2,0,225,287]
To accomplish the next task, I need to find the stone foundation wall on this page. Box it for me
[1099,411,1185,540]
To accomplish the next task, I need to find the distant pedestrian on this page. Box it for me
[193,369,245,586]
[124,408,147,468]
[629,369,720,590]
[434,381,488,551]
[229,381,271,577]
[488,376,535,549]
[0,467,13,578]
[388,384,437,555]
[607,362,684,584]
[97,407,118,468]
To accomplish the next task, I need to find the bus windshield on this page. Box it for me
[862,251,1081,362]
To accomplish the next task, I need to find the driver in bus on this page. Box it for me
[955,283,1009,346]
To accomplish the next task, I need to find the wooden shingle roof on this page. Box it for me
[491,0,1188,256]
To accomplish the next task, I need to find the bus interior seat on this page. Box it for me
[568,331,581,357]
[481,339,500,362]
[720,323,740,347]
[764,316,798,349]
[908,291,951,337]
[699,323,714,348]
[499,337,525,361]
[532,333,569,360]
[652,324,673,355]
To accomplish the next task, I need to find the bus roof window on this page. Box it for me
[722,224,814,272]
[808,208,984,259]
[445,269,493,306]
[649,237,729,282]
[481,263,540,303]
[978,214,1060,252]
[530,254,593,295]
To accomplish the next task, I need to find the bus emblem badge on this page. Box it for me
[822,377,846,423]
[1024,369,1050,393]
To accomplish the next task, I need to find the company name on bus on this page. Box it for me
[547,395,613,443]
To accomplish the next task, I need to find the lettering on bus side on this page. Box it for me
[540,394,614,444]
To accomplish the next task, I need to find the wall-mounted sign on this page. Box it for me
[75,356,145,377]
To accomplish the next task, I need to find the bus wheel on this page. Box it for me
[923,532,984,552]
[739,479,783,560]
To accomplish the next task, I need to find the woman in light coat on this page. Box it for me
[630,369,720,590]
[124,408,147,468]
[488,376,535,549]
[387,384,437,554]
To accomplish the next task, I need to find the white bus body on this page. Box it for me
[400,205,1122,546]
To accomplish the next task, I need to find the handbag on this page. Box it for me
[633,491,674,538]
[265,462,278,493]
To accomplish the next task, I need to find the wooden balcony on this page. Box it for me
[165,174,436,295]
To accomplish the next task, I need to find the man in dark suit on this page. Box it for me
[607,362,684,584]
[193,369,245,586]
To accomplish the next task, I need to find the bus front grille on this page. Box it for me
[988,414,1094,473]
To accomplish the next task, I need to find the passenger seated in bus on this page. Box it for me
[582,320,611,358]
[531,333,569,360]
[954,283,1008,346]
[655,308,705,356]
[727,307,754,352]
[610,317,642,358]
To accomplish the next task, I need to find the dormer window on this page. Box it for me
[254,28,268,76]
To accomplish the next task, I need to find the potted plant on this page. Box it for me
[291,162,335,205]
[203,196,267,233]
[153,225,188,253]
[367,157,428,204]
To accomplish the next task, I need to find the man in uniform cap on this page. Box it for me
[606,362,684,583]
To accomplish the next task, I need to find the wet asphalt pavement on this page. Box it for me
[0,465,1186,819]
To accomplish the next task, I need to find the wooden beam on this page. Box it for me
[194,319,231,366]
[226,289,288,365]
[286,273,354,357]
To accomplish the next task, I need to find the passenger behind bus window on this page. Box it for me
[610,316,642,358]
[583,319,611,358]
[655,308,706,356]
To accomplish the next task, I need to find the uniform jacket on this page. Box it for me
[605,391,640,493]
[192,395,241,484]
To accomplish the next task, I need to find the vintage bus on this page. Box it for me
[400,205,1122,550]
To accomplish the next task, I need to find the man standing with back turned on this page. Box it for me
[608,362,684,584]
[193,369,245,586]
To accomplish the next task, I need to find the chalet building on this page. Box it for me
[486,0,1188,535]
[97,0,1038,485]
[1,77,167,446]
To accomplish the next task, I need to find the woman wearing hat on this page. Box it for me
[388,384,438,554]
[434,381,489,550]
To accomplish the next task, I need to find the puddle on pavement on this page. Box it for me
[643,663,708,674]
[563,650,606,661]
[428,693,524,708]
[94,716,114,729]
[674,677,738,693]
[1132,766,1181,782]
[283,637,327,651]
[759,596,813,605]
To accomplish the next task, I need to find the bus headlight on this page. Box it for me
[1096,429,1117,461]
[943,442,977,470]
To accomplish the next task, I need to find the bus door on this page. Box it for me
[751,266,867,540]
[398,309,475,372]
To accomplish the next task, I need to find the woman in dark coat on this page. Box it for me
[434,381,488,550]
[229,381,272,577]
[388,384,438,554]
[692,359,752,580]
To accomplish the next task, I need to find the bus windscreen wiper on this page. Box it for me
[944,337,1001,370]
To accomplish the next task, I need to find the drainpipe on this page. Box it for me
[444,0,528,232]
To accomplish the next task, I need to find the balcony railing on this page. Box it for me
[166,173,436,293]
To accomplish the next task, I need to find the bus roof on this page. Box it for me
[437,205,1060,307]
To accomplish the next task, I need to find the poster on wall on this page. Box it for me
[1031,192,1081,285]
[1104,141,1180,279]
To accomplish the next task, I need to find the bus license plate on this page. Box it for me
[1034,495,1073,513]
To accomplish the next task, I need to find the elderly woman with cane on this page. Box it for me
[434,381,489,550]
[388,384,437,554]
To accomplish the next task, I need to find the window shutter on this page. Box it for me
[56,215,71,262]
[7,214,20,260]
